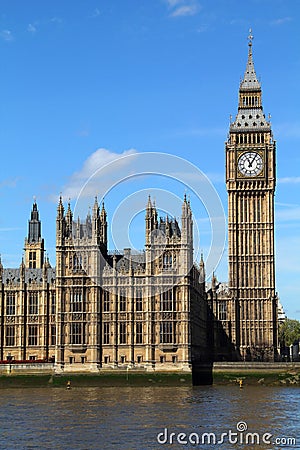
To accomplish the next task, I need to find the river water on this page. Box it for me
[0,385,299,449]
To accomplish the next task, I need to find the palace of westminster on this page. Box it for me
[0,35,280,372]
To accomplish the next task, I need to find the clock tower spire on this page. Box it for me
[225,30,277,361]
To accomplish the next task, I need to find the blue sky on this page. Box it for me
[0,1,299,318]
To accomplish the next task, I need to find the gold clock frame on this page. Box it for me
[236,149,265,179]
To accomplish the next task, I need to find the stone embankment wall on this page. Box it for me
[1,362,300,386]
[0,363,54,375]
[212,362,300,385]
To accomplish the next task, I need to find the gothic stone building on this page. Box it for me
[0,196,209,372]
[0,34,279,369]
[0,203,56,363]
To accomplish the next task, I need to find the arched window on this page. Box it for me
[163,253,172,269]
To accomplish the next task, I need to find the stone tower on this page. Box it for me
[55,196,108,371]
[226,30,278,361]
[24,201,45,269]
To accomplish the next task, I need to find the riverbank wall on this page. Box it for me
[212,362,300,386]
[1,362,300,387]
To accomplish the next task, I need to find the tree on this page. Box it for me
[279,318,300,347]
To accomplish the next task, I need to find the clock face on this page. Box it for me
[238,152,263,177]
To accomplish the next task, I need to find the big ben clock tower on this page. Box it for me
[226,30,278,361]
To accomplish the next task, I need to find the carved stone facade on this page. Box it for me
[0,202,56,362]
[0,197,208,372]
[208,33,278,362]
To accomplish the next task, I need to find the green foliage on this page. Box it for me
[279,319,300,346]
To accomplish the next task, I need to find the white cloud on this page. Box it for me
[165,0,200,18]
[59,148,138,200]
[171,4,199,17]
[76,125,91,137]
[278,177,300,184]
[166,0,182,6]
[276,202,299,207]
[90,8,101,18]
[50,17,63,24]
[0,177,19,189]
[270,17,292,26]
[27,24,37,34]
[73,148,137,180]
[276,204,300,222]
[0,29,14,42]
[196,25,208,33]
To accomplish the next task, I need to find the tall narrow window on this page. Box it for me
[103,290,110,312]
[70,290,83,312]
[29,292,38,315]
[161,289,173,311]
[259,301,264,320]
[6,326,15,346]
[119,322,127,344]
[70,323,84,345]
[51,292,56,315]
[73,254,82,271]
[29,251,37,269]
[103,322,110,344]
[241,302,244,321]
[219,301,227,321]
[160,322,174,344]
[6,292,15,316]
[28,325,38,346]
[119,289,126,312]
[163,253,172,269]
[135,288,143,312]
[136,322,143,344]
[50,325,56,346]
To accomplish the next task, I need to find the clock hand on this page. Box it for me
[248,155,256,168]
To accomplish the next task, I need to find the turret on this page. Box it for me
[199,253,205,284]
[100,201,108,250]
[56,196,65,246]
[145,195,158,245]
[65,200,73,238]
[211,272,217,293]
[181,194,192,245]
[24,200,45,268]
[28,200,42,243]
[92,196,100,244]
[20,256,25,282]
[57,195,64,219]
[42,257,48,280]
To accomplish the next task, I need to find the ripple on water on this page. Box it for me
[0,386,299,449]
